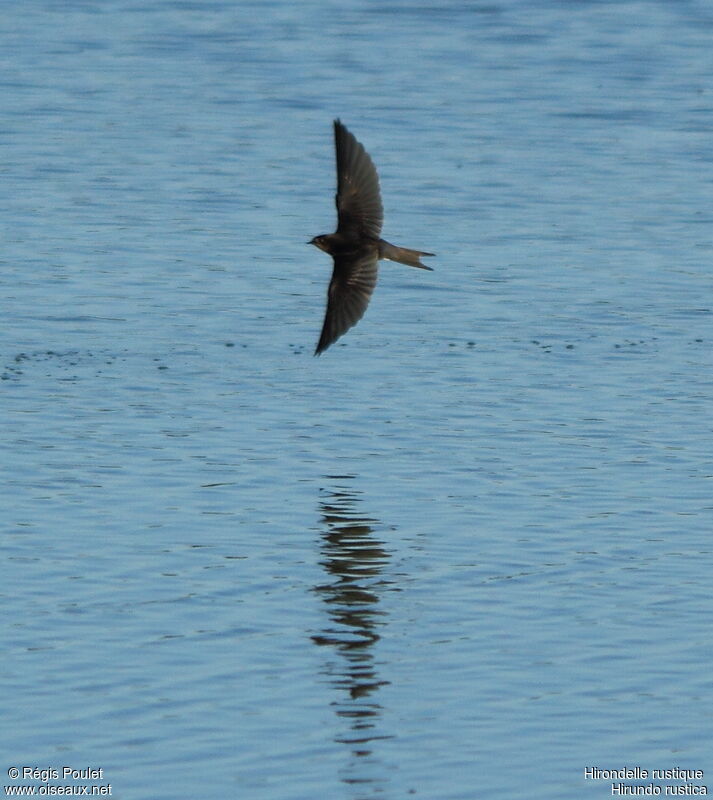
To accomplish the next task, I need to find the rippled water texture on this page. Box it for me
[3,1,712,798]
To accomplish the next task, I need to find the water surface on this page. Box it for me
[2,1,712,798]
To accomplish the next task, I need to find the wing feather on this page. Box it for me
[315,251,379,355]
[334,120,383,240]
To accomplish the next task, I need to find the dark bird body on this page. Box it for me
[310,120,434,355]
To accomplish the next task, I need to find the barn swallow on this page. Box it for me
[310,120,434,355]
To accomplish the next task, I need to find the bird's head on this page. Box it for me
[308,235,329,253]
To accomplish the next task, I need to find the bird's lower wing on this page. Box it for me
[315,253,379,355]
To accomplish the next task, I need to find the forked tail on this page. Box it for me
[379,240,434,270]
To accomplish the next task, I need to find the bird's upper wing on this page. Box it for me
[334,120,383,240]
[315,251,379,355]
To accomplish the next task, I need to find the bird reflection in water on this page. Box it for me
[312,477,395,777]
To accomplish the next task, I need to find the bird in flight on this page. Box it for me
[310,120,434,355]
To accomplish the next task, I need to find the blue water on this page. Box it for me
[2,1,712,798]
